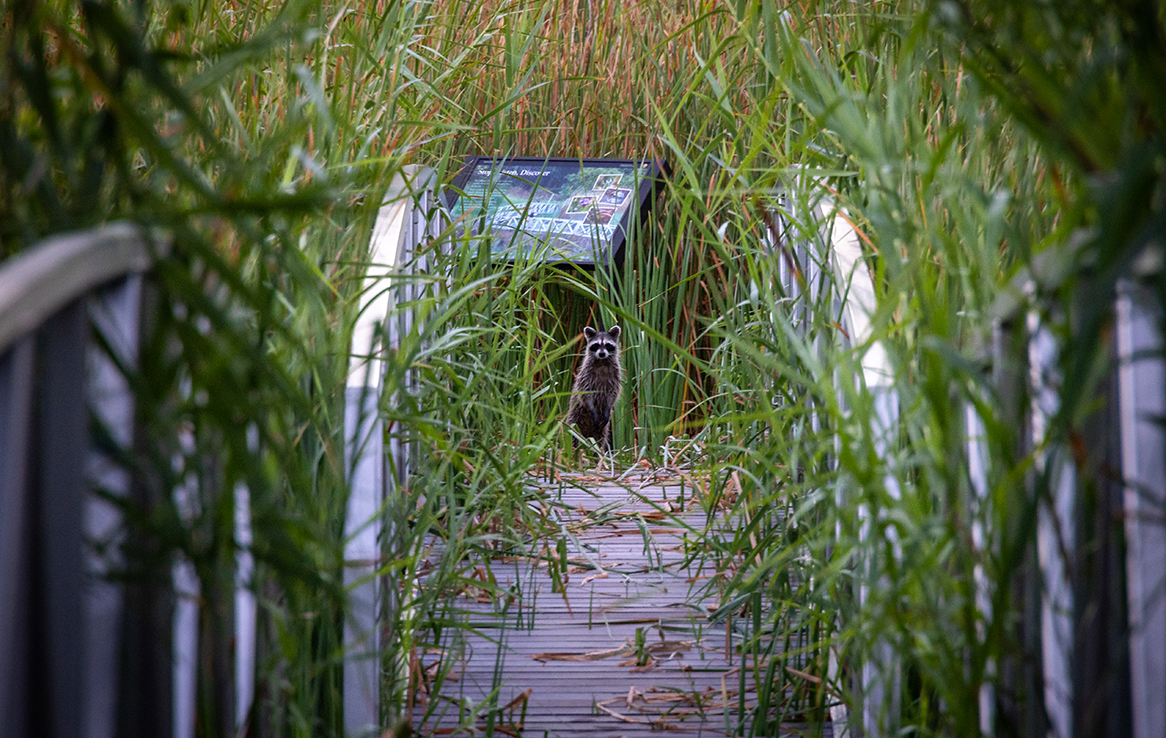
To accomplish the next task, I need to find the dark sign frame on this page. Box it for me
[443,156,664,267]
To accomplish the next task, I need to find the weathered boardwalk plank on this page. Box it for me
[411,469,827,737]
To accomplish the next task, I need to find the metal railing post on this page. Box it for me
[0,337,35,736]
[344,166,435,736]
[820,194,900,738]
[0,224,158,738]
[1027,308,1075,738]
[86,274,144,738]
[1117,279,1166,738]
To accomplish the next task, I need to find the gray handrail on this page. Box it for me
[1,222,164,738]
[0,222,158,354]
[1117,279,1166,738]
[344,165,438,736]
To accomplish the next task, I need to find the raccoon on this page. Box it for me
[566,325,623,470]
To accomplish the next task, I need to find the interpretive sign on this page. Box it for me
[444,157,663,266]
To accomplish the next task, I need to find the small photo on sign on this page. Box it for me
[565,195,595,214]
[592,174,621,191]
[598,188,631,207]
[586,208,616,225]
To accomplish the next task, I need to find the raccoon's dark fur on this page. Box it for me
[566,325,622,453]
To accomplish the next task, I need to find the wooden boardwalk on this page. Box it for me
[411,468,829,737]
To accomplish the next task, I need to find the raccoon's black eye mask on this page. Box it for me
[589,342,616,354]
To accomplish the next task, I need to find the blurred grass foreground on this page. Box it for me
[2,0,1164,736]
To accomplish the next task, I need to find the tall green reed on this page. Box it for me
[677,0,1164,735]
[2,1,392,734]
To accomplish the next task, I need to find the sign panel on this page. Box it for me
[444,157,662,265]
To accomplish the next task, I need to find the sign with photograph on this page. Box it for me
[444,157,663,265]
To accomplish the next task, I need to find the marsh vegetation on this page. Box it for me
[4,0,1162,735]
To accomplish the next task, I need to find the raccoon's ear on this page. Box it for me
[608,325,620,339]
[583,326,596,340]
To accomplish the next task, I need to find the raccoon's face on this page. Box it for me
[583,325,620,361]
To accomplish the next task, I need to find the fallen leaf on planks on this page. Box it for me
[500,688,532,713]
[532,644,632,662]
[592,700,653,724]
[785,666,822,684]
[579,570,609,585]
[626,685,641,708]
[620,510,668,521]
[647,640,693,655]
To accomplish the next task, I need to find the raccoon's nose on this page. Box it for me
[595,349,608,359]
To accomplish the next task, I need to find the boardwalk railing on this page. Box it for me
[0,201,443,738]
[766,183,1165,738]
[343,165,440,736]
[767,187,898,737]
[0,223,268,738]
[0,223,162,738]
[1116,279,1166,738]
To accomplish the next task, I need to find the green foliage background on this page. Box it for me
[2,0,1162,735]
